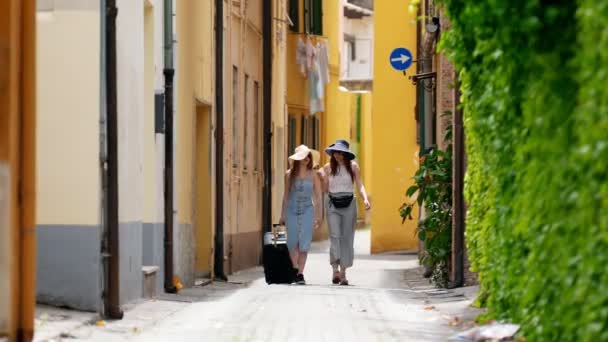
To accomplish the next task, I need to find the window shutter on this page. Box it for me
[311,0,323,35]
[289,0,299,32]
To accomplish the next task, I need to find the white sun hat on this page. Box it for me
[288,144,312,161]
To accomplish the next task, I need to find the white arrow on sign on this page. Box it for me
[391,54,411,64]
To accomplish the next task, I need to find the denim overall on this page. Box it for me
[285,176,314,252]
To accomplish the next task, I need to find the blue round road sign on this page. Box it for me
[389,48,413,71]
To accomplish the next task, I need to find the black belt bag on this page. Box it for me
[329,194,354,209]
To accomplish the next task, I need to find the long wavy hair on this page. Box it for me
[330,153,354,181]
[289,153,313,189]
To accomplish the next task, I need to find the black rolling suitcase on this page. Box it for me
[263,224,294,284]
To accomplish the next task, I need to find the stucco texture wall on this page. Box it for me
[35,3,103,311]
[370,0,419,253]
[36,7,101,226]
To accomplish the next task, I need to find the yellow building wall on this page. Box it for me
[36,8,101,226]
[355,92,373,224]
[175,0,216,278]
[176,0,215,226]
[370,0,419,253]
[323,0,351,150]
[361,92,373,195]
[286,32,308,111]
[194,105,213,275]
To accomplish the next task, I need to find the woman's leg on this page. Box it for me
[297,251,308,273]
[339,201,357,283]
[295,205,314,282]
[290,246,300,269]
[327,206,343,272]
[286,209,300,276]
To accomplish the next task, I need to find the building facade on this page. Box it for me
[36,0,107,311]
[370,0,420,253]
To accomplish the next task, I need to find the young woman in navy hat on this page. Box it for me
[322,139,371,285]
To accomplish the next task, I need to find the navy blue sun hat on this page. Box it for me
[325,139,356,160]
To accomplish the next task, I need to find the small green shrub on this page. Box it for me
[400,121,453,288]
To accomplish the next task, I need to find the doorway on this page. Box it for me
[194,105,213,277]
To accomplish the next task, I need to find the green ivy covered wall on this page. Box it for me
[437,0,608,340]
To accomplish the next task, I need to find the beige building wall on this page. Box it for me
[116,0,145,224]
[141,0,166,295]
[35,1,105,312]
[223,0,265,273]
[143,0,160,225]
[36,7,101,226]
[272,0,288,224]
[115,0,147,304]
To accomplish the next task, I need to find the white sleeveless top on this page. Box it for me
[328,165,354,193]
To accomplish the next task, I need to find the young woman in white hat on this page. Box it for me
[323,139,371,285]
[279,145,323,285]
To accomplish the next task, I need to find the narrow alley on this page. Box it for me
[34,229,480,342]
[8,0,605,340]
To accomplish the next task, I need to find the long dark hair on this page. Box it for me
[330,153,354,181]
[289,153,313,188]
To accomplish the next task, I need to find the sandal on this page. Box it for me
[340,278,349,286]
[332,272,341,284]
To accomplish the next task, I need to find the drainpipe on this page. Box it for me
[163,0,177,293]
[19,0,37,338]
[214,0,227,281]
[415,8,437,279]
[262,0,272,235]
[450,82,465,288]
[104,0,123,319]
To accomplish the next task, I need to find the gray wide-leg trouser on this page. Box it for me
[327,193,357,268]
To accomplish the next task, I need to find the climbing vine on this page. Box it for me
[435,0,608,340]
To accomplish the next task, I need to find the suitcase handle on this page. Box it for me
[271,224,286,245]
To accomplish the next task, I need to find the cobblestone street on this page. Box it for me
[36,229,480,342]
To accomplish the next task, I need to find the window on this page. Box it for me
[344,34,356,61]
[254,81,260,171]
[289,0,300,32]
[232,66,239,167]
[304,0,323,36]
[301,115,309,146]
[243,74,249,169]
[312,116,320,150]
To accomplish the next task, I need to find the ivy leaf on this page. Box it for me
[406,185,419,197]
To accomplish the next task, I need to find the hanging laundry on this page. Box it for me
[317,41,330,85]
[306,37,316,72]
[296,37,307,76]
[310,53,324,115]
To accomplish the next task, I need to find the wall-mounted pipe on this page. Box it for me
[213,0,227,281]
[104,0,123,319]
[262,0,272,234]
[163,0,177,293]
[19,0,37,338]
[451,81,465,288]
